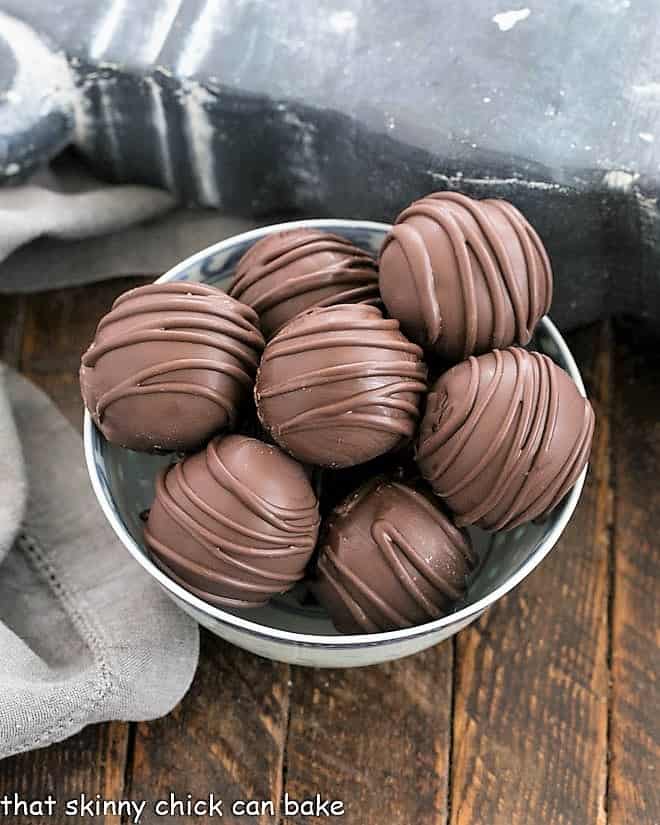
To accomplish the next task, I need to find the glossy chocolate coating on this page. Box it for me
[255,304,428,468]
[417,348,595,531]
[315,478,477,633]
[229,228,380,339]
[80,282,265,452]
[144,434,320,608]
[379,192,553,361]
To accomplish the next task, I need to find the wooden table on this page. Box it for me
[0,279,658,825]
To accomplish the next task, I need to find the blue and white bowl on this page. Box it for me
[83,219,589,668]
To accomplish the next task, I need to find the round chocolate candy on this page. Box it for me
[80,282,265,452]
[144,434,320,608]
[417,347,595,531]
[378,191,553,361]
[229,228,380,339]
[315,478,477,633]
[255,303,428,468]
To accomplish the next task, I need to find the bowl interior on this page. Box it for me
[87,220,586,641]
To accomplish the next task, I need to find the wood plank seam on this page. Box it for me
[445,637,458,825]
[120,724,138,825]
[601,321,616,823]
[277,677,293,825]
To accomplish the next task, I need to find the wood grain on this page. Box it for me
[448,323,612,825]
[3,277,659,825]
[0,294,26,367]
[609,320,660,825]
[0,285,139,824]
[0,724,129,825]
[127,630,290,825]
[282,644,454,825]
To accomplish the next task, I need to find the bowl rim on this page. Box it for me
[83,217,589,649]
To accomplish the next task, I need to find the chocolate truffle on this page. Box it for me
[315,478,477,633]
[229,228,380,339]
[417,347,595,531]
[144,434,320,608]
[379,192,553,361]
[80,282,265,452]
[255,304,428,468]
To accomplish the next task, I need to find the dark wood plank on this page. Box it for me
[283,645,454,825]
[0,283,143,823]
[127,631,290,825]
[0,294,26,366]
[20,277,150,429]
[0,723,129,825]
[449,323,612,825]
[609,320,660,825]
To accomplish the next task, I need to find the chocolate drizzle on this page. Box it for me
[417,347,595,530]
[229,228,380,339]
[80,282,265,451]
[255,304,428,468]
[379,191,553,361]
[315,479,477,633]
[144,435,320,608]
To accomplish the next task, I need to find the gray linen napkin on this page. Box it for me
[0,161,243,759]
[0,157,260,292]
[0,175,176,262]
[0,368,199,759]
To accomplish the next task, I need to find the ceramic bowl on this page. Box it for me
[84,219,589,667]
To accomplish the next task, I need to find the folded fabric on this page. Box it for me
[0,160,176,263]
[0,367,199,759]
[0,155,259,292]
